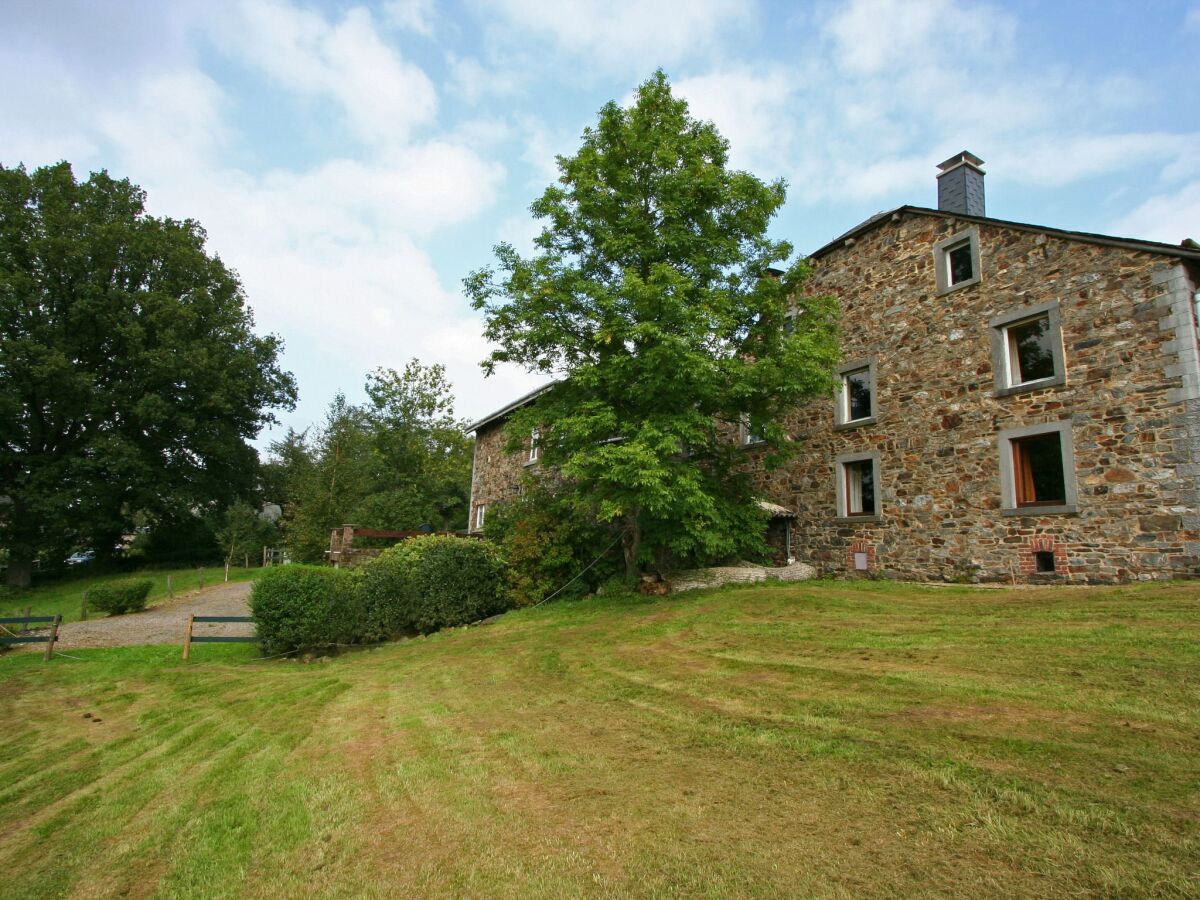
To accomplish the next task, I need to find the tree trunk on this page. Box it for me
[621,513,642,584]
[5,549,32,588]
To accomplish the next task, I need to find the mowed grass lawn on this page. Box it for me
[0,566,262,625]
[1,581,1197,898]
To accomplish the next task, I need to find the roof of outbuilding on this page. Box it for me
[809,205,1200,263]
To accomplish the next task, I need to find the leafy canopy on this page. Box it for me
[465,71,839,576]
[267,360,474,563]
[0,162,296,585]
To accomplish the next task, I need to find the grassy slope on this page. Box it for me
[0,567,262,625]
[0,580,1197,898]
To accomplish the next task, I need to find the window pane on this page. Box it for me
[948,242,974,284]
[845,369,872,420]
[1008,315,1055,384]
[1014,433,1065,505]
[846,460,875,515]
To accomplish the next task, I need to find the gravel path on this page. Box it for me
[20,581,255,650]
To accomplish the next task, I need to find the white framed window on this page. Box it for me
[933,227,982,294]
[997,421,1077,516]
[740,415,765,445]
[835,451,882,520]
[989,301,1066,396]
[474,503,487,530]
[528,428,540,463]
[834,358,876,429]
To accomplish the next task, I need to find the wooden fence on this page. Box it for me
[0,614,62,660]
[182,615,257,659]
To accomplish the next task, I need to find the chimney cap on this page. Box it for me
[937,150,985,172]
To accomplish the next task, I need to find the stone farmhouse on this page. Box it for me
[467,153,1200,583]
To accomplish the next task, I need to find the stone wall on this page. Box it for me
[740,212,1200,583]
[468,422,534,531]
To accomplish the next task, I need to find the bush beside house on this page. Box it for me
[250,565,360,653]
[250,536,510,652]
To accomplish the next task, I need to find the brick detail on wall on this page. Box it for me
[847,539,876,573]
[1019,535,1070,577]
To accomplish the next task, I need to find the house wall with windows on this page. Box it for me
[468,415,538,533]
[740,210,1200,582]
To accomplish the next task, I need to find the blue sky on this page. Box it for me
[3,0,1198,450]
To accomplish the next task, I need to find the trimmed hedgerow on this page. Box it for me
[85,579,153,616]
[249,565,361,653]
[359,536,509,636]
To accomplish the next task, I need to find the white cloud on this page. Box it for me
[483,0,753,72]
[218,0,437,148]
[383,0,436,36]
[1187,6,1200,31]
[1110,180,1200,245]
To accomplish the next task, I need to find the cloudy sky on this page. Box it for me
[4,0,1198,448]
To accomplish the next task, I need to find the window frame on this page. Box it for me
[834,358,877,430]
[740,414,766,446]
[834,451,882,522]
[474,503,487,530]
[997,421,1078,516]
[933,226,982,295]
[989,300,1067,397]
[526,427,540,465]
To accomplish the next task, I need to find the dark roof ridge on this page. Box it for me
[809,205,1200,262]
[467,381,557,433]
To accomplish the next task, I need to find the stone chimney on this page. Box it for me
[936,151,985,217]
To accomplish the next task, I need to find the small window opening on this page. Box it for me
[843,367,872,422]
[528,428,540,463]
[1034,550,1056,573]
[1006,314,1056,385]
[844,459,876,516]
[1013,433,1066,507]
[947,240,974,285]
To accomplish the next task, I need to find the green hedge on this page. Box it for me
[360,536,509,636]
[85,579,153,616]
[249,565,361,654]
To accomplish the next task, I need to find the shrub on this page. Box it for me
[485,487,621,606]
[250,565,361,653]
[359,536,508,636]
[85,579,153,615]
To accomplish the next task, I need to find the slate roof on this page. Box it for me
[810,205,1200,262]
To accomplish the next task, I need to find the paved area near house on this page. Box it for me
[17,582,254,650]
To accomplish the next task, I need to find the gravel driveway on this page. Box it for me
[21,581,256,650]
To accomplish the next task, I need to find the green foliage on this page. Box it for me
[465,71,839,580]
[271,361,474,563]
[215,502,278,568]
[85,579,153,616]
[359,536,509,636]
[485,485,621,606]
[0,162,296,587]
[249,565,361,654]
[128,513,221,565]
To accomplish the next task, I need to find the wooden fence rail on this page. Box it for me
[182,614,257,660]
[0,615,62,660]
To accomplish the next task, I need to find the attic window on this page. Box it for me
[933,227,981,294]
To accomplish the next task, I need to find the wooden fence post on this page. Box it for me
[22,606,31,633]
[198,568,205,590]
[43,615,60,661]
[182,614,195,660]
[224,562,230,583]
[80,596,88,621]
[167,574,173,598]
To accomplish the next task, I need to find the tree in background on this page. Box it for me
[465,71,840,581]
[215,501,278,571]
[269,361,473,563]
[0,163,296,586]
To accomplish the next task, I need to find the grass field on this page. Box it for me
[0,566,262,625]
[1,580,1197,897]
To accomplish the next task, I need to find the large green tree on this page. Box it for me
[0,162,296,586]
[465,71,839,580]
